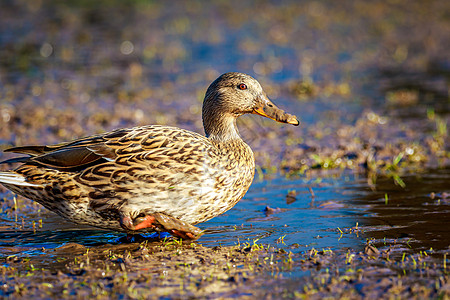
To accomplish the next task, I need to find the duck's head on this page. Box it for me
[202,72,299,140]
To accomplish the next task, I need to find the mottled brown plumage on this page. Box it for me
[0,72,299,239]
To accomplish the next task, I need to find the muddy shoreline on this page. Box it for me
[2,240,449,299]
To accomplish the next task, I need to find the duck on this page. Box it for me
[0,72,299,239]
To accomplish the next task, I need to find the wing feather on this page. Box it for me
[1,126,203,173]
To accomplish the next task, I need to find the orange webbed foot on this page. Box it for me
[120,214,156,231]
[133,215,156,230]
[120,212,202,240]
[169,229,198,240]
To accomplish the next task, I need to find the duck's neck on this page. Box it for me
[203,110,242,142]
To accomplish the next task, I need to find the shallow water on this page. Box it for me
[1,167,448,266]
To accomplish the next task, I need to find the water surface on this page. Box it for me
[1,167,448,266]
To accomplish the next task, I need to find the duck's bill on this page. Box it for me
[252,97,299,126]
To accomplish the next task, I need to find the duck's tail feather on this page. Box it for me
[0,156,31,164]
[4,145,47,156]
[0,172,41,187]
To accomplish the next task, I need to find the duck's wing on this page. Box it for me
[2,125,205,173]
[4,128,127,156]
[2,128,129,172]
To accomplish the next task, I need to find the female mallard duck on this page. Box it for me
[0,72,298,239]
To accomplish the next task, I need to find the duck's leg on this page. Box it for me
[119,211,202,240]
[119,212,156,231]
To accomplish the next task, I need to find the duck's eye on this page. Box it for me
[238,83,247,90]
